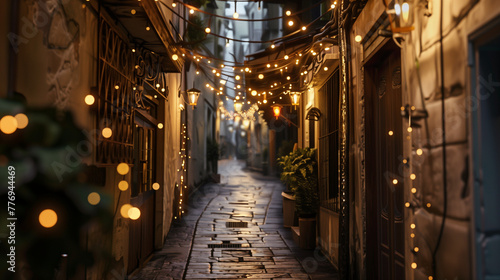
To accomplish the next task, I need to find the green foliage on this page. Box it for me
[185,14,206,46]
[206,137,219,161]
[0,98,113,278]
[277,147,319,217]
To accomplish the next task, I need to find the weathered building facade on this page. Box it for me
[295,0,500,279]
[0,0,213,277]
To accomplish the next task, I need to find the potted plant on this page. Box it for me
[278,147,319,248]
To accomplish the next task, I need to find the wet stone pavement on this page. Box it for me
[131,160,338,280]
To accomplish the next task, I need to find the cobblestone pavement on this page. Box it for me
[131,159,338,280]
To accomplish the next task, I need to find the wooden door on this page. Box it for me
[365,42,405,280]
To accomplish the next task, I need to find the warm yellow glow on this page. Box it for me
[267,64,271,68]
[205,27,211,33]
[411,262,417,269]
[402,3,410,23]
[117,163,130,175]
[263,99,268,104]
[233,12,239,18]
[427,203,432,208]
[85,94,95,105]
[271,44,275,49]
[410,223,416,229]
[411,188,417,193]
[411,233,415,238]
[405,202,410,208]
[118,180,129,191]
[416,148,423,156]
[87,192,101,205]
[290,92,300,106]
[235,75,241,80]
[355,35,362,42]
[410,174,416,180]
[392,179,398,185]
[189,9,194,14]
[234,102,242,112]
[146,26,151,31]
[258,74,264,79]
[172,2,176,7]
[251,90,257,96]
[285,10,291,16]
[273,106,281,119]
[0,115,18,134]
[14,114,29,129]
[131,9,136,14]
[408,127,413,132]
[284,55,289,60]
[302,26,306,31]
[120,204,132,218]
[388,131,394,136]
[114,85,120,90]
[102,127,112,138]
[39,209,58,228]
[414,247,420,252]
[172,54,178,61]
[324,66,328,71]
[428,277,433,280]
[157,123,164,129]
[288,20,294,27]
[152,182,160,190]
[331,4,335,9]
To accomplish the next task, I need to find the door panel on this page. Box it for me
[366,41,405,280]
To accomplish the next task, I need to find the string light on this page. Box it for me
[102,127,112,138]
[0,115,18,134]
[39,209,58,228]
[87,192,101,205]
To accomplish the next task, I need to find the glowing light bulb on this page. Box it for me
[251,90,257,96]
[288,20,294,27]
[152,183,160,190]
[190,9,194,14]
[157,123,164,129]
[117,163,130,175]
[302,26,307,31]
[39,209,57,228]
[355,35,362,42]
[411,263,417,269]
[388,130,394,136]
[284,55,289,60]
[172,3,176,7]
[324,66,328,71]
[416,148,423,156]
[118,180,129,191]
[205,27,211,33]
[14,114,29,129]
[120,204,132,218]
[102,127,112,138]
[410,223,416,229]
[172,54,178,61]
[87,192,101,205]
[258,74,264,79]
[285,10,291,16]
[271,44,275,49]
[233,12,239,18]
[392,179,398,185]
[410,174,416,180]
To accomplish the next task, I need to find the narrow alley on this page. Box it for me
[130,159,337,280]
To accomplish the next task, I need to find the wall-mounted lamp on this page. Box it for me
[272,104,282,119]
[289,92,301,107]
[385,0,414,33]
[187,87,201,107]
[234,101,243,112]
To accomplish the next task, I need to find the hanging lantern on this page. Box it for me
[385,0,414,33]
[187,88,201,106]
[234,101,243,112]
[272,105,282,119]
[290,92,300,106]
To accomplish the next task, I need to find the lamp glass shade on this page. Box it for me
[187,88,201,106]
[234,102,243,112]
[290,92,300,106]
[272,105,281,119]
[390,0,414,32]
